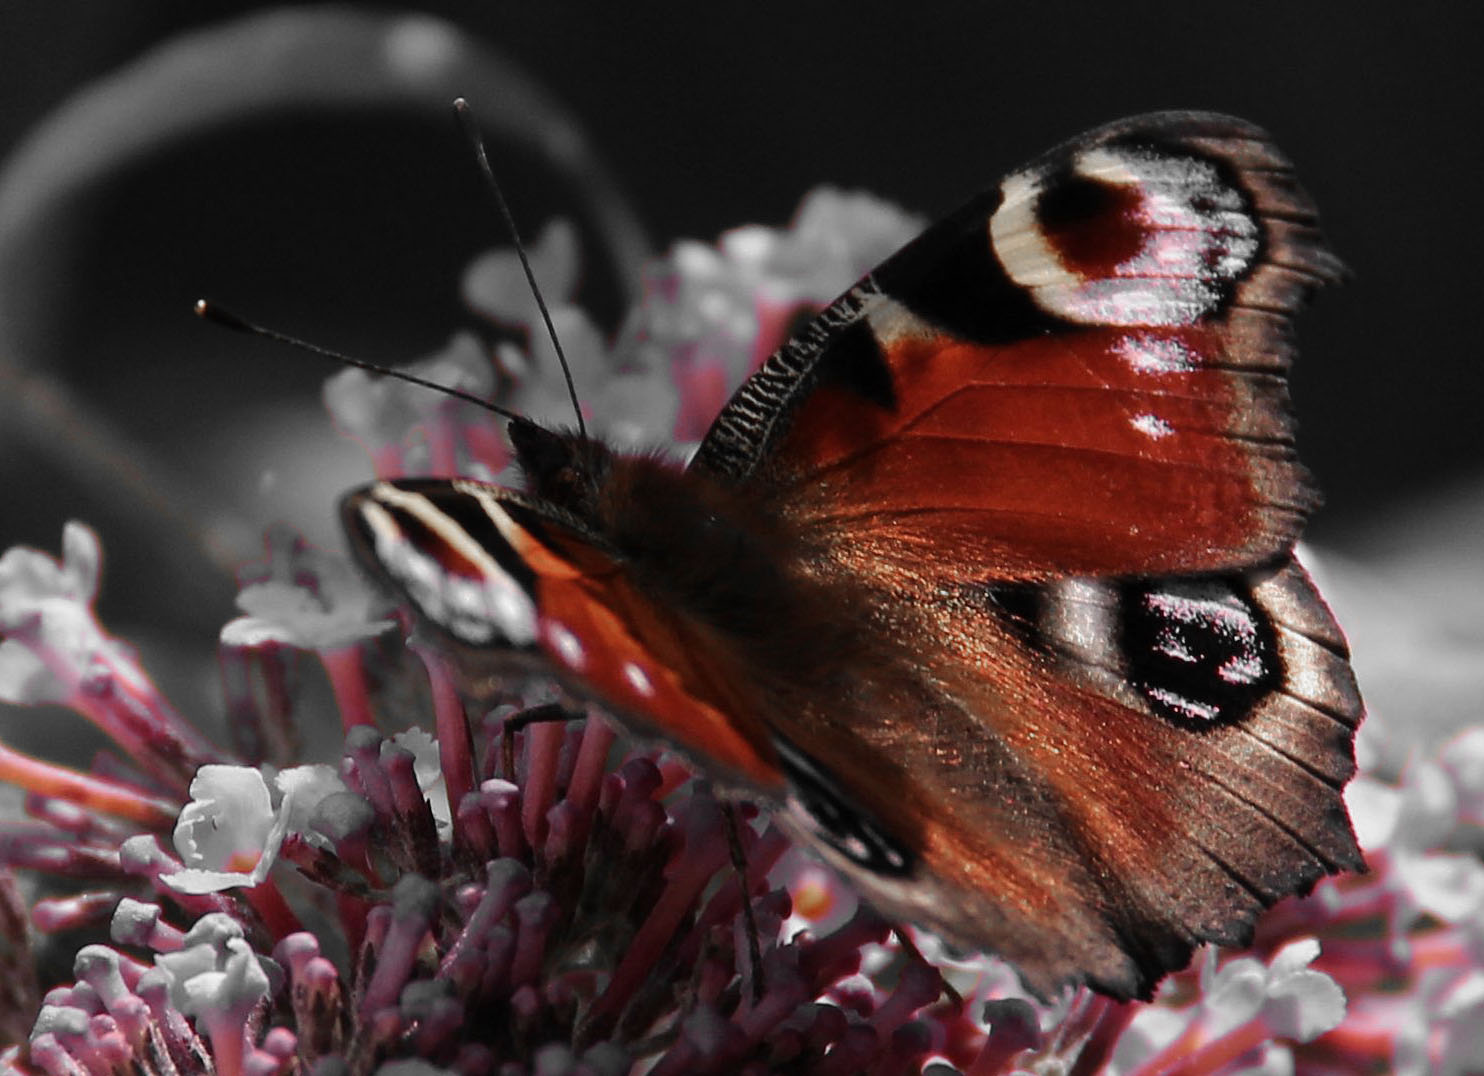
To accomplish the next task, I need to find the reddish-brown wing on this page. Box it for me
[684,111,1363,998]
[693,112,1343,583]
[340,478,786,791]
[777,554,1364,999]
[342,473,1364,1000]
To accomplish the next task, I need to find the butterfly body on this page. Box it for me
[342,112,1363,1000]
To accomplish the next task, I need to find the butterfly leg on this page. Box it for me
[720,802,766,1003]
[890,925,963,1009]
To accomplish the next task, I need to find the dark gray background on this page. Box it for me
[1,2,1479,641]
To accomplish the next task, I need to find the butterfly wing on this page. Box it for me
[763,553,1362,998]
[340,478,787,792]
[686,111,1362,997]
[694,111,1342,582]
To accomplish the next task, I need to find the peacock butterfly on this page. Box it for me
[339,112,1364,1001]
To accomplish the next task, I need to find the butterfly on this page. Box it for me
[340,111,1364,1001]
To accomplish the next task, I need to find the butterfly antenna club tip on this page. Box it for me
[194,298,254,332]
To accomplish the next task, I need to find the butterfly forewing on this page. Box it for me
[342,479,789,790]
[693,112,1340,582]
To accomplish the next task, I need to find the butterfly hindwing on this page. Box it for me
[857,555,1363,997]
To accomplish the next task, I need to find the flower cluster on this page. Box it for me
[621,189,923,443]
[2,187,1482,1076]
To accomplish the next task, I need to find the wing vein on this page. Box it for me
[1200,766,1341,871]
[790,433,1259,490]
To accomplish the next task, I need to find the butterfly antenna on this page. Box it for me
[193,299,523,423]
[453,98,588,442]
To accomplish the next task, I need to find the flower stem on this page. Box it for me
[319,645,375,731]
[0,740,177,827]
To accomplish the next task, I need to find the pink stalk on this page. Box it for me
[371,443,405,479]
[437,859,531,978]
[463,424,509,475]
[528,718,608,873]
[109,900,185,952]
[566,716,615,818]
[619,800,666,853]
[318,645,375,731]
[542,801,582,871]
[417,650,476,832]
[1122,1019,1205,1076]
[733,964,811,1042]
[520,720,566,848]
[381,744,440,875]
[675,826,790,968]
[607,758,662,836]
[260,1029,297,1065]
[1064,997,1138,1076]
[1411,927,1476,970]
[1311,938,1407,988]
[0,741,177,827]
[1157,1018,1272,1075]
[427,406,461,476]
[242,881,303,940]
[871,960,945,1039]
[360,876,438,1014]
[653,755,693,799]
[802,906,892,991]
[27,1034,76,1076]
[219,642,299,766]
[455,792,497,860]
[31,892,118,933]
[91,1023,132,1070]
[1318,1002,1402,1056]
[343,729,396,815]
[879,1023,935,1075]
[73,951,150,1048]
[481,780,527,860]
[243,1045,289,1076]
[509,892,560,987]
[36,642,220,791]
[272,933,321,985]
[116,837,237,921]
[966,1003,1041,1075]
[336,893,370,957]
[200,1009,248,1076]
[586,807,731,1033]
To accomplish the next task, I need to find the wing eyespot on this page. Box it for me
[774,736,915,877]
[1117,575,1282,729]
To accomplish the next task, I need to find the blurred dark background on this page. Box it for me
[0,2,1479,679]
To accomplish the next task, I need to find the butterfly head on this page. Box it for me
[507,417,610,519]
